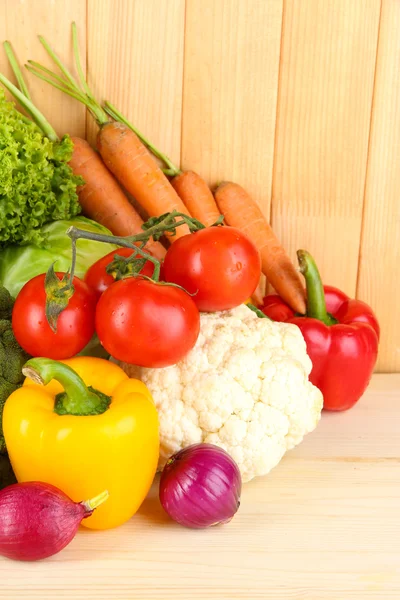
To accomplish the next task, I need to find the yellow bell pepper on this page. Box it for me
[3,356,159,530]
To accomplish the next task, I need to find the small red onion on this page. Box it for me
[159,443,242,529]
[0,482,108,561]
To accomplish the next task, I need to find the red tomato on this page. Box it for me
[162,226,261,312]
[95,278,200,368]
[84,248,155,298]
[12,273,97,359]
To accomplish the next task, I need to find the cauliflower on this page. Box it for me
[121,304,323,483]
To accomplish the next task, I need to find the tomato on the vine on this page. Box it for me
[162,226,261,312]
[95,278,200,368]
[84,247,155,298]
[12,273,97,359]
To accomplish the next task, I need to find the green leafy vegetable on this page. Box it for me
[0,285,30,454]
[0,89,83,247]
[0,216,119,298]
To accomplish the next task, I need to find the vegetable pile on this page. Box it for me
[0,23,380,562]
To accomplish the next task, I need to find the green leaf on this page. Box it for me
[0,91,82,248]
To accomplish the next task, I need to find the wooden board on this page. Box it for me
[181,0,283,217]
[86,0,185,164]
[271,0,381,296]
[357,0,400,373]
[0,373,398,599]
[0,0,86,138]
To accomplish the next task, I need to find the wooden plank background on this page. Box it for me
[0,0,397,372]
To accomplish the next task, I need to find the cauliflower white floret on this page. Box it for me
[121,304,323,483]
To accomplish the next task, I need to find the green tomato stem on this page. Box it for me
[66,227,161,282]
[45,210,208,330]
[22,358,111,416]
[66,210,207,282]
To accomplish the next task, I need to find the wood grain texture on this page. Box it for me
[86,0,185,165]
[0,0,86,138]
[357,0,400,372]
[271,0,381,296]
[181,0,283,217]
[0,374,398,599]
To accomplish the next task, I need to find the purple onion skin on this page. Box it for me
[159,443,242,529]
[0,482,90,561]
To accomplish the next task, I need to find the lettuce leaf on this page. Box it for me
[0,90,83,247]
[0,216,118,298]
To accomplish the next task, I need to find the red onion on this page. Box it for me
[159,443,242,529]
[0,482,108,561]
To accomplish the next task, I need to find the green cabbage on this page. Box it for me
[0,90,84,247]
[0,217,118,298]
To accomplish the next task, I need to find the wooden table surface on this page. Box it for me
[1,374,399,600]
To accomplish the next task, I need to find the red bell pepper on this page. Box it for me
[262,250,380,411]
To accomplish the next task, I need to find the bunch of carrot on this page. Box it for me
[25,23,306,315]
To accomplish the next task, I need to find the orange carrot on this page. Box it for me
[103,102,221,227]
[214,182,306,314]
[96,122,191,240]
[27,25,191,241]
[170,171,221,227]
[69,137,166,260]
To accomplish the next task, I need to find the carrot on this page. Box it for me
[214,182,307,315]
[26,23,191,240]
[95,122,191,239]
[172,172,221,227]
[103,102,221,227]
[3,38,164,259]
[69,137,166,260]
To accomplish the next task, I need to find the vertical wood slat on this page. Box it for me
[182,0,283,218]
[86,0,185,167]
[357,0,400,373]
[272,0,381,297]
[0,0,86,138]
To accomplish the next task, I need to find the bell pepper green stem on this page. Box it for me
[81,490,109,514]
[297,250,337,326]
[22,358,111,416]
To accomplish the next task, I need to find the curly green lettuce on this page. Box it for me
[0,90,83,247]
